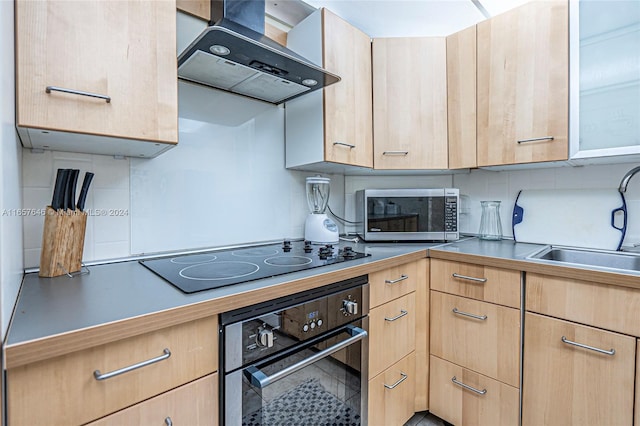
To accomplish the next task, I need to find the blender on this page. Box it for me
[304,176,339,244]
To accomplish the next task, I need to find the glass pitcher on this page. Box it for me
[479,201,503,240]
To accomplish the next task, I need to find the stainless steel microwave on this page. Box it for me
[355,188,459,242]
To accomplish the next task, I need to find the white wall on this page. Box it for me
[1,0,24,340]
[344,163,640,248]
[21,88,346,267]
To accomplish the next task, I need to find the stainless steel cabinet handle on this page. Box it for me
[164,417,173,426]
[516,136,554,144]
[385,274,409,284]
[452,273,487,283]
[385,309,408,322]
[93,348,171,381]
[46,86,111,103]
[245,325,367,389]
[333,141,356,149]
[384,372,408,389]
[382,151,409,156]
[451,376,487,395]
[561,336,615,356]
[452,307,487,321]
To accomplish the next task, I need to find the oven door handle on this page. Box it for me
[244,325,367,389]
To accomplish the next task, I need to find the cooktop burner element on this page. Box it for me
[140,240,370,294]
[179,261,260,281]
[170,253,217,264]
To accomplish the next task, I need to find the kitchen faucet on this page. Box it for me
[618,165,640,193]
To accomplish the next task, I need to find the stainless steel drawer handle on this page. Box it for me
[385,274,409,284]
[451,272,487,283]
[561,336,615,356]
[451,376,487,395]
[165,417,173,426]
[516,136,554,144]
[93,348,171,381]
[46,86,111,103]
[452,273,487,283]
[245,325,367,389]
[452,307,487,321]
[385,309,408,322]
[382,151,409,156]
[384,372,408,389]
[333,141,356,149]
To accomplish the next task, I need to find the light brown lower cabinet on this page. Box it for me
[368,292,416,378]
[7,316,218,425]
[636,340,640,426]
[522,312,636,426]
[430,291,520,387]
[429,355,519,426]
[368,352,416,426]
[87,373,218,425]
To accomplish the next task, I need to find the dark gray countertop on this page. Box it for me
[7,241,439,347]
[10,237,638,368]
[429,238,544,260]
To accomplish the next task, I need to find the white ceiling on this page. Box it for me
[267,0,531,37]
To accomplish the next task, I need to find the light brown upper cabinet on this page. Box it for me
[446,25,477,169]
[372,37,448,170]
[286,8,373,171]
[176,0,210,20]
[15,0,178,158]
[476,0,569,167]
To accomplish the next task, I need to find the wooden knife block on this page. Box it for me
[39,206,88,277]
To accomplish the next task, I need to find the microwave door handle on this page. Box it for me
[244,325,367,389]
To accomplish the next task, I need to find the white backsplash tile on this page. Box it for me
[20,123,640,266]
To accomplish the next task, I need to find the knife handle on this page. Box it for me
[76,172,94,211]
[51,169,66,210]
[60,169,72,211]
[68,169,80,211]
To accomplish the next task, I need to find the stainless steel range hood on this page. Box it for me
[177,0,340,104]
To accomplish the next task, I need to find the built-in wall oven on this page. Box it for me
[220,275,369,426]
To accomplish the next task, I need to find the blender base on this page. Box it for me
[304,213,339,244]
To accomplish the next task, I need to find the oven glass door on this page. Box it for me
[225,323,366,426]
[366,196,445,233]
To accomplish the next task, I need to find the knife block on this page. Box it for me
[39,206,88,277]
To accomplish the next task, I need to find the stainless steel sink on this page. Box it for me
[527,246,640,272]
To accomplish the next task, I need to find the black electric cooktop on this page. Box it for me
[139,240,370,294]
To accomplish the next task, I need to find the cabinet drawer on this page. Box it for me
[430,259,520,308]
[369,259,425,308]
[526,273,640,337]
[523,313,635,426]
[368,352,416,426]
[429,355,519,426]
[430,291,520,386]
[7,316,218,426]
[87,373,218,426]
[369,292,416,378]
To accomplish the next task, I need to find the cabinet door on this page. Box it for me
[447,25,477,169]
[7,316,218,426]
[368,352,416,426]
[636,340,640,426]
[372,37,448,170]
[87,374,218,426]
[323,9,373,168]
[16,0,178,144]
[369,292,416,378]
[430,291,520,387]
[522,313,635,426]
[429,355,519,426]
[477,0,568,166]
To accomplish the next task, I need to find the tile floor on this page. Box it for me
[404,411,449,426]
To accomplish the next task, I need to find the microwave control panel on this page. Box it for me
[445,196,458,232]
